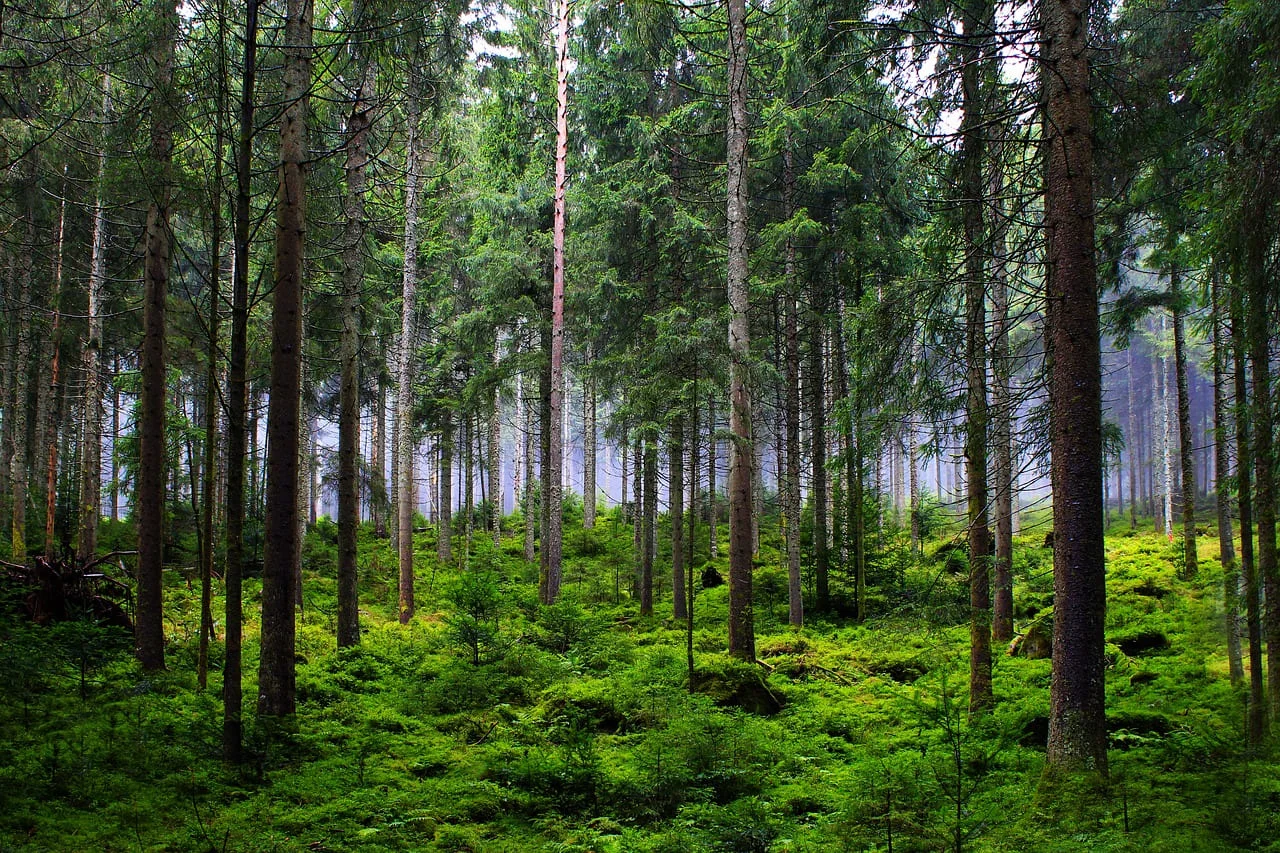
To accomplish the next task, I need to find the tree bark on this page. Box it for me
[1170,270,1197,577]
[258,0,312,718]
[77,75,111,561]
[136,0,179,672]
[671,415,686,620]
[991,132,1014,644]
[961,0,993,714]
[1232,292,1268,743]
[641,436,656,616]
[439,411,453,564]
[489,343,502,546]
[337,3,374,648]
[725,0,753,660]
[809,317,830,614]
[583,374,596,529]
[1211,272,1242,685]
[782,143,802,627]
[398,90,423,623]
[542,0,570,605]
[223,0,257,761]
[1042,0,1107,775]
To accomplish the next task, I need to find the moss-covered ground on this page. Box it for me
[1,508,1275,851]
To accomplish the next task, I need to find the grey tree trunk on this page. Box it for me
[783,144,802,627]
[641,437,656,616]
[1170,270,1197,578]
[583,374,596,529]
[1211,273,1242,685]
[671,416,686,620]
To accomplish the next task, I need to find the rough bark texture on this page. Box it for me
[783,144,802,627]
[961,0,993,714]
[1232,298,1268,744]
[439,412,453,564]
[640,438,656,617]
[1211,274,1242,685]
[583,375,596,529]
[136,0,179,672]
[1170,275,1197,578]
[725,0,754,660]
[542,0,570,605]
[1042,0,1107,775]
[43,172,67,560]
[671,417,686,620]
[398,94,423,623]
[489,344,502,546]
[338,8,374,648]
[990,136,1014,643]
[77,79,110,561]
[1246,275,1278,720]
[224,0,257,760]
[258,0,312,718]
[809,318,830,614]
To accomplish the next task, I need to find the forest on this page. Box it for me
[1,0,1278,849]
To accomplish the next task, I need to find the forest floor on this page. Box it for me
[1,509,1275,852]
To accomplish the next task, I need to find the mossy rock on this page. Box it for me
[864,656,928,683]
[1113,630,1169,656]
[1008,609,1053,659]
[692,659,785,715]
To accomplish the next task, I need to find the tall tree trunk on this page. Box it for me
[1245,261,1278,722]
[78,75,111,561]
[372,370,387,537]
[223,0,257,761]
[991,135,1014,643]
[397,90,423,623]
[439,411,453,564]
[489,343,501,546]
[641,436,656,616]
[782,142,802,627]
[961,0,993,713]
[1127,347,1138,529]
[1170,270,1197,578]
[542,0,570,605]
[1232,293,1267,743]
[136,0,179,672]
[583,374,596,528]
[707,394,717,558]
[1211,272,1243,685]
[671,415,686,620]
[1042,0,1107,774]
[198,39,228,685]
[522,367,535,563]
[43,169,68,558]
[725,0,753,659]
[809,319,830,614]
[337,5,374,648]
[258,0,312,717]
[1158,318,1173,538]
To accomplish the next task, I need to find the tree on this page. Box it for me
[136,0,179,673]
[259,0,313,718]
[337,0,376,648]
[725,0,754,661]
[398,86,423,624]
[540,0,571,606]
[1042,0,1108,773]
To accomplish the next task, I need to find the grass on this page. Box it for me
[0,508,1275,852]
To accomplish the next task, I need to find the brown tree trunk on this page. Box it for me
[439,411,454,564]
[489,344,502,546]
[671,415,686,620]
[583,374,596,529]
[372,371,387,537]
[1211,273,1242,685]
[1042,0,1107,774]
[1232,292,1268,743]
[782,143,802,626]
[136,0,179,672]
[1170,271,1197,578]
[337,6,374,648]
[641,436,656,616]
[258,0,312,717]
[708,393,717,558]
[725,0,753,659]
[223,0,257,761]
[398,91,423,623]
[542,0,570,605]
[991,137,1014,643]
[1246,267,1278,721]
[198,56,227,685]
[961,0,993,714]
[809,318,830,614]
[78,76,111,561]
